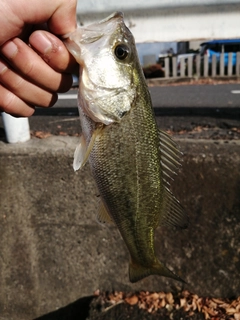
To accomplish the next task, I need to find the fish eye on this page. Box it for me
[114,44,129,60]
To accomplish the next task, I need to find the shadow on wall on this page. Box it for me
[34,296,94,320]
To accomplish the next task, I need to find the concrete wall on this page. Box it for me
[0,136,239,319]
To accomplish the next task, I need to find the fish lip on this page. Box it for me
[99,11,124,23]
[63,11,129,67]
[63,11,124,41]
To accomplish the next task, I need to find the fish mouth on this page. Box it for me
[100,11,124,23]
[63,11,127,63]
[63,11,124,44]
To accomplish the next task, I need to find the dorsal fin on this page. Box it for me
[159,130,182,184]
[158,130,188,229]
[160,187,188,229]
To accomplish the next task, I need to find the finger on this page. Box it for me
[14,0,77,35]
[47,0,77,35]
[0,84,35,117]
[0,37,73,92]
[0,59,57,108]
[2,0,77,45]
[29,30,77,73]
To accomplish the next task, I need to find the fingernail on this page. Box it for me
[30,32,52,54]
[0,60,8,74]
[1,41,18,59]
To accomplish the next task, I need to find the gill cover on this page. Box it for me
[64,12,136,125]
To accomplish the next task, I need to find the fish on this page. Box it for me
[64,12,188,283]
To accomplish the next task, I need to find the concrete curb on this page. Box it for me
[146,76,240,86]
[0,137,239,319]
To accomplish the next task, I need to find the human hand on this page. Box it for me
[0,0,77,117]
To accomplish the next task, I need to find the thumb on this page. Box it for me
[47,0,77,35]
[16,0,77,35]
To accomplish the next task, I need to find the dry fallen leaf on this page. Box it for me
[195,297,202,310]
[99,290,240,318]
[165,292,174,305]
[234,312,240,320]
[159,298,166,308]
[227,308,237,315]
[125,295,138,305]
[158,292,166,299]
[149,292,160,300]
[212,298,226,304]
[33,131,52,139]
[180,298,186,308]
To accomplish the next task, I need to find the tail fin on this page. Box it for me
[129,260,185,283]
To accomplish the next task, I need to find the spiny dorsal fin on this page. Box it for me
[160,187,188,229]
[158,130,188,229]
[159,130,182,183]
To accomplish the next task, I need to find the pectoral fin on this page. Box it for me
[73,135,87,171]
[73,127,102,171]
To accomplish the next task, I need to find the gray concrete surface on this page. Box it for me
[54,83,240,109]
[0,136,240,319]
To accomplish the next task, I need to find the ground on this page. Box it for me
[36,290,240,320]
[1,80,239,320]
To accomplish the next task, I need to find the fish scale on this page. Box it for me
[64,11,188,283]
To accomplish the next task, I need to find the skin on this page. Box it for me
[0,0,77,116]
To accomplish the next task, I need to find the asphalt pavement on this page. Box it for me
[55,82,240,107]
[0,82,240,141]
[52,82,240,116]
[149,83,240,108]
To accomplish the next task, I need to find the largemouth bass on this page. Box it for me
[64,12,188,283]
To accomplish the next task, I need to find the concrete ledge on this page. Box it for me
[146,76,240,87]
[0,137,239,319]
